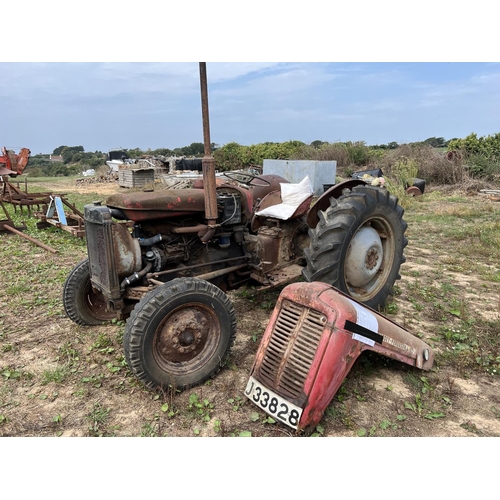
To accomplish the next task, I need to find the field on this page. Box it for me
[1,175,500,438]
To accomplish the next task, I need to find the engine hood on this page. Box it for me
[105,189,207,221]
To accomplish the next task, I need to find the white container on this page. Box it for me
[263,160,337,196]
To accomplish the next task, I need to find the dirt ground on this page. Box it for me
[1,177,500,439]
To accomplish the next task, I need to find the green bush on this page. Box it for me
[213,140,306,171]
[448,132,500,161]
[466,154,500,180]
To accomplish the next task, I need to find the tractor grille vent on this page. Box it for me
[259,300,325,399]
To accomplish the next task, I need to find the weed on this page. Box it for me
[86,403,111,436]
[42,365,70,385]
[249,412,260,422]
[424,412,445,420]
[91,332,114,353]
[188,393,213,422]
[140,417,159,437]
[1,366,32,381]
[228,396,244,411]
[379,419,398,431]
[310,424,325,437]
[81,374,104,388]
[324,401,354,429]
[213,419,222,433]
[251,328,264,342]
[382,302,398,315]
[460,420,483,435]
[57,342,80,364]
[404,393,424,416]
[357,426,377,437]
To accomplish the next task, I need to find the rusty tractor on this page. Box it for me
[63,64,408,391]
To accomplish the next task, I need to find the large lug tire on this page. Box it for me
[123,278,237,391]
[303,185,408,309]
[63,259,116,325]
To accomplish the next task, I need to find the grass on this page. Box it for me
[1,176,500,437]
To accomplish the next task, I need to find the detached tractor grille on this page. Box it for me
[258,300,325,399]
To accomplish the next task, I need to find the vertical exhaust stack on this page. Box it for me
[199,63,218,239]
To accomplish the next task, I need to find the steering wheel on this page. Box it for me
[224,171,271,187]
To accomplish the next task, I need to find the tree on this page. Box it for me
[423,137,446,148]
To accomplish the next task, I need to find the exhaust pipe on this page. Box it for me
[199,62,218,229]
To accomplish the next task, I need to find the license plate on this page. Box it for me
[244,376,303,430]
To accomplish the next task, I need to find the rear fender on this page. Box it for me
[306,179,367,229]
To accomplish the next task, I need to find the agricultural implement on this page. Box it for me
[0,147,53,215]
[0,197,57,253]
[35,196,86,238]
[63,63,409,393]
[0,147,58,253]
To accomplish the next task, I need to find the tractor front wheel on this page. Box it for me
[63,259,116,325]
[123,278,237,391]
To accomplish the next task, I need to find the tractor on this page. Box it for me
[63,63,408,391]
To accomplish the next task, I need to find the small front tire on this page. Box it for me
[123,278,237,391]
[63,259,116,326]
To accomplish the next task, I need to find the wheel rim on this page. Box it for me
[344,216,395,302]
[82,281,115,321]
[153,302,221,375]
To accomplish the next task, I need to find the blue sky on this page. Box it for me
[2,4,499,156]
[0,62,500,154]
[2,62,499,155]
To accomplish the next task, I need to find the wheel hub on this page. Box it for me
[345,226,383,288]
[365,247,380,270]
[156,309,209,360]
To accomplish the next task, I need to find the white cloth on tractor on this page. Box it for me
[255,175,313,220]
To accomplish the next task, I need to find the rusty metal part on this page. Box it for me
[0,147,31,176]
[124,286,154,301]
[105,189,207,221]
[306,179,366,228]
[171,224,208,235]
[112,223,143,279]
[0,198,57,253]
[365,247,380,269]
[1,177,51,216]
[154,303,220,365]
[405,186,422,197]
[148,255,248,280]
[251,263,304,289]
[195,264,247,282]
[199,62,218,225]
[248,281,434,431]
[2,223,58,253]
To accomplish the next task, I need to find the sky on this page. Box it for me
[2,4,499,157]
[2,61,499,156]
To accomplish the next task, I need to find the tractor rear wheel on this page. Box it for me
[303,185,407,309]
[63,259,116,325]
[123,278,237,391]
